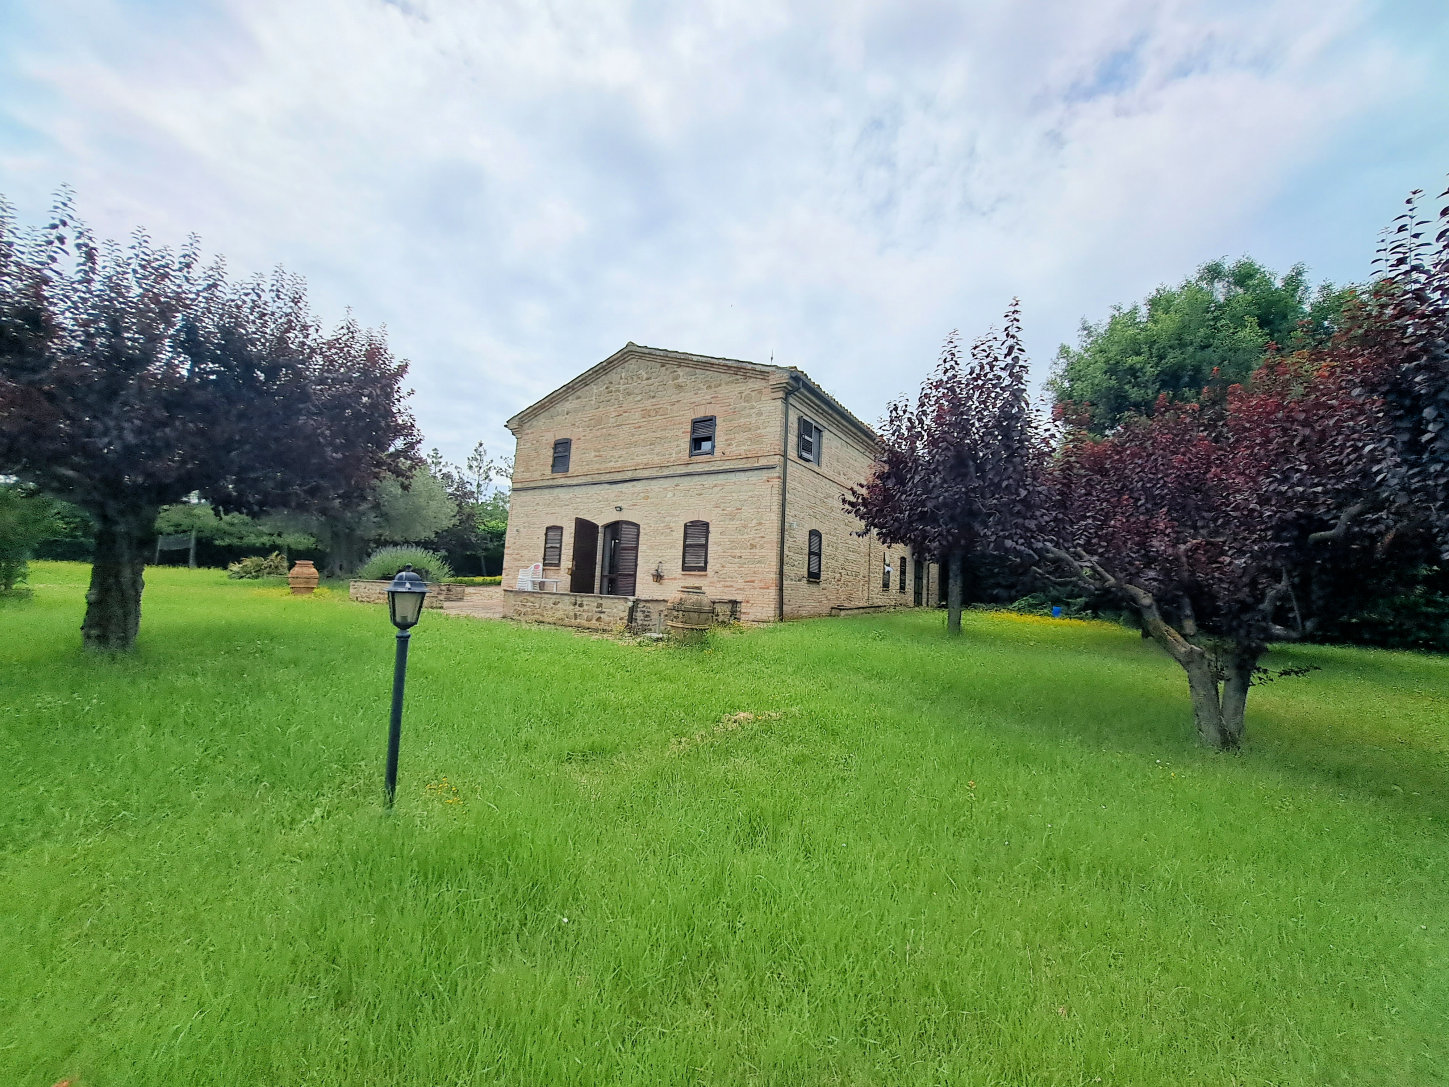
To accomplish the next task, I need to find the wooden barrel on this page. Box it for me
[666,586,714,640]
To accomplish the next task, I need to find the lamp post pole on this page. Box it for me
[383,565,429,809]
[384,626,410,808]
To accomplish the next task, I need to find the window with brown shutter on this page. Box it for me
[807,529,822,582]
[543,525,563,566]
[550,439,571,473]
[682,520,709,571]
[882,553,891,590]
[689,416,716,457]
[797,417,822,464]
[898,554,906,592]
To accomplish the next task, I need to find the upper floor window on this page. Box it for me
[807,529,822,582]
[682,520,710,571]
[690,416,716,457]
[882,553,891,590]
[551,439,572,474]
[797,417,823,465]
[543,525,563,566]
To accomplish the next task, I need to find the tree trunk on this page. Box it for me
[1176,644,1259,751]
[1183,653,1228,749]
[1218,649,1260,751]
[82,508,155,652]
[323,529,366,579]
[946,549,964,636]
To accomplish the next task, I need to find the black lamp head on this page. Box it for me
[386,564,430,630]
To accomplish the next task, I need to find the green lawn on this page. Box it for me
[3,562,1446,1086]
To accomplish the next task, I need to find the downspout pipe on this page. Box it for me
[777,376,798,622]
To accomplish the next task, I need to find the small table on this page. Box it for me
[528,578,562,593]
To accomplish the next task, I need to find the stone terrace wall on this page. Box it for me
[349,580,463,608]
[503,590,742,634]
[505,589,648,632]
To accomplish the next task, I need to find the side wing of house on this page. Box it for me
[780,383,938,618]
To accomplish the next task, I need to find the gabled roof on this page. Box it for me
[505,342,877,446]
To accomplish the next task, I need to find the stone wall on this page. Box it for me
[505,469,783,623]
[502,589,743,634]
[348,580,462,608]
[503,589,639,631]
[781,389,936,618]
[512,348,785,485]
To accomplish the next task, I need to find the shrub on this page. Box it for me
[1315,585,1449,653]
[226,552,289,579]
[357,545,452,584]
[447,575,502,586]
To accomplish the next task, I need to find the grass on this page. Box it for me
[2,561,1446,1086]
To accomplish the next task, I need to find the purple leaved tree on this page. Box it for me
[847,301,1049,635]
[0,193,419,650]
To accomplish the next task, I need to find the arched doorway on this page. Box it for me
[600,520,639,596]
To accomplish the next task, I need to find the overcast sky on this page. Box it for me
[2,0,1446,470]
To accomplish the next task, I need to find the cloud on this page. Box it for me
[2,0,1445,466]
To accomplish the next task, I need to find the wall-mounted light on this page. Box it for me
[652,561,665,583]
[614,506,623,512]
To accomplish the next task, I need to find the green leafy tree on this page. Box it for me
[1050,257,1355,435]
[426,443,510,575]
[306,464,458,577]
[153,500,317,559]
[0,482,58,592]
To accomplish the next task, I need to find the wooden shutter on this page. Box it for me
[570,518,598,593]
[613,521,639,595]
[898,554,906,592]
[682,520,709,571]
[690,416,716,456]
[551,438,571,473]
[543,525,563,566]
[796,418,824,465]
[807,530,822,582]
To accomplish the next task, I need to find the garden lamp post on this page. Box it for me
[384,565,428,808]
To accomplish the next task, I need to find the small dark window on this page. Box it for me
[882,553,891,590]
[690,416,716,457]
[898,555,906,592]
[543,525,563,566]
[807,530,822,582]
[551,439,571,474]
[682,520,710,571]
[797,417,823,465]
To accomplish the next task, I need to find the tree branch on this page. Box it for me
[1308,502,1367,546]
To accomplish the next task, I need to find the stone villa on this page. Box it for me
[501,343,939,625]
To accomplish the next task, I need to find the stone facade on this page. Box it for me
[500,589,741,634]
[503,343,937,624]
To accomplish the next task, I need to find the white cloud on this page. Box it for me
[2,0,1444,465]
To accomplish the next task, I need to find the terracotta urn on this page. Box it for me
[288,559,319,595]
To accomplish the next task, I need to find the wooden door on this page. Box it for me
[913,558,925,606]
[600,520,639,596]
[570,518,598,593]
